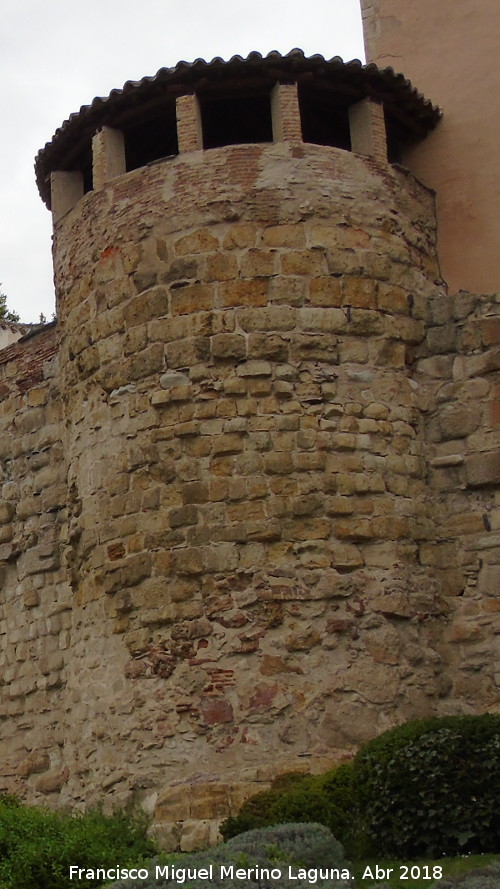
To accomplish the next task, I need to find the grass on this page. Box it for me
[351,854,500,887]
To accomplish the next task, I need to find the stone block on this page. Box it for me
[384,315,425,344]
[348,309,384,336]
[298,307,347,333]
[174,229,219,255]
[189,787,231,820]
[151,385,191,405]
[237,306,297,331]
[149,821,181,852]
[377,283,409,314]
[27,386,49,407]
[19,753,50,777]
[174,548,204,575]
[180,819,221,852]
[205,253,239,282]
[39,651,64,675]
[160,372,190,388]
[169,505,198,528]
[286,628,322,651]
[371,339,406,367]
[211,434,244,455]
[437,403,481,441]
[240,249,276,278]
[342,276,377,309]
[291,333,338,361]
[171,284,214,315]
[161,257,198,286]
[236,360,272,377]
[416,355,454,378]
[480,316,500,347]
[466,451,500,487]
[171,616,212,639]
[363,402,389,420]
[338,339,369,363]
[182,481,209,504]
[445,622,485,643]
[223,224,258,248]
[478,565,500,593]
[263,224,305,248]
[124,288,168,326]
[218,279,268,308]
[0,502,14,525]
[100,554,152,594]
[35,769,69,795]
[23,588,40,608]
[127,344,164,380]
[335,518,374,540]
[210,334,246,359]
[330,543,364,571]
[200,697,234,725]
[247,333,288,360]
[166,337,210,368]
[280,250,327,276]
[309,276,342,307]
[461,347,500,379]
[268,275,306,306]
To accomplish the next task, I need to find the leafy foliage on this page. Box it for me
[220,715,500,861]
[0,796,156,889]
[220,765,363,856]
[108,823,353,889]
[0,287,20,322]
[225,822,346,869]
[355,714,500,858]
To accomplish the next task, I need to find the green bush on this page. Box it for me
[220,764,362,855]
[0,796,156,889]
[225,822,346,869]
[220,788,288,838]
[354,714,500,858]
[220,715,500,861]
[108,822,353,889]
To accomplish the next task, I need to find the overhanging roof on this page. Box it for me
[35,48,441,207]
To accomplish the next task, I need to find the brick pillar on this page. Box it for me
[271,82,303,143]
[176,94,203,153]
[349,98,387,163]
[92,126,126,190]
[50,171,84,223]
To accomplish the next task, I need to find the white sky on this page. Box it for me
[0,0,365,322]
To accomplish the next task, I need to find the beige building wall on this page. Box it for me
[0,322,30,350]
[361,0,500,295]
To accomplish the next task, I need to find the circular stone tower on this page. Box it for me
[37,50,444,845]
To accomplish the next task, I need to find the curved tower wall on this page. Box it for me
[52,133,445,841]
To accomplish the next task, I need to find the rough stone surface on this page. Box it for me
[0,141,498,851]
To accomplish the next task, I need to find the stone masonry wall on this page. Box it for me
[416,291,500,710]
[52,142,447,848]
[0,140,498,852]
[0,325,71,798]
